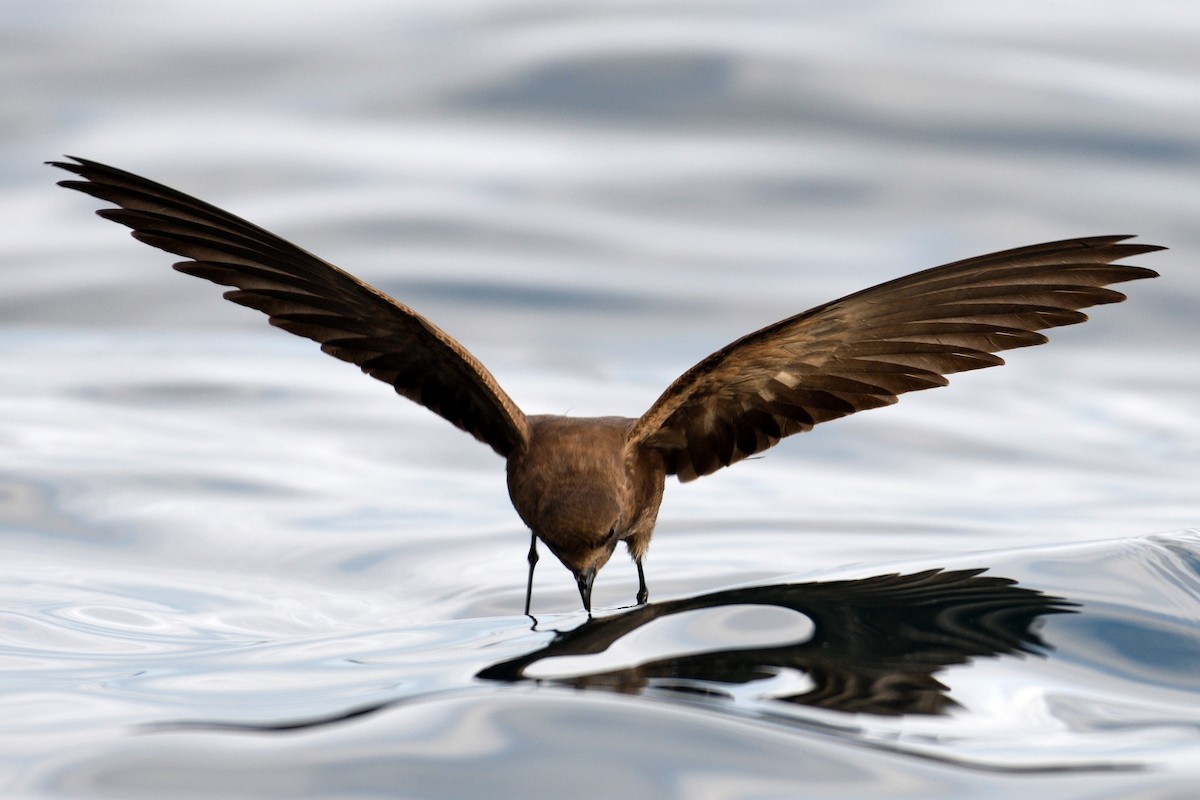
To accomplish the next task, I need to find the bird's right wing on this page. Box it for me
[53,156,528,458]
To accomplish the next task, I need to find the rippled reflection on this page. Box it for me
[75,535,1200,796]
[479,568,1075,716]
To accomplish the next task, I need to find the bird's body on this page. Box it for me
[508,415,665,610]
[51,156,1161,613]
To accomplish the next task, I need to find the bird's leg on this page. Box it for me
[635,559,648,605]
[524,531,539,616]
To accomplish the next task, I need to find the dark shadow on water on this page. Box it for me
[479,568,1077,716]
[152,568,1075,737]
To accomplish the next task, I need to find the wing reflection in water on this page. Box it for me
[478,569,1077,716]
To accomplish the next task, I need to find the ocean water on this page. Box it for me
[2,1,1200,797]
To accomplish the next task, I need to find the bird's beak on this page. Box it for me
[575,566,596,614]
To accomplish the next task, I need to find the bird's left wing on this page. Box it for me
[628,236,1160,481]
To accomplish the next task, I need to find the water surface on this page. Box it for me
[2,2,1200,797]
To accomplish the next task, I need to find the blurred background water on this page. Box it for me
[2,1,1200,797]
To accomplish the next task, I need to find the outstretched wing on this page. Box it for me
[630,236,1160,481]
[52,156,528,458]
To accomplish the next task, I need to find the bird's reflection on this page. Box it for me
[152,567,1075,735]
[478,568,1076,716]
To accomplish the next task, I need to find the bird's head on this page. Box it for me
[534,488,623,613]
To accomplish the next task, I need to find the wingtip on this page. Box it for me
[49,156,128,181]
[1097,234,1168,255]
[1067,235,1167,269]
[1041,234,1165,254]
[48,157,88,180]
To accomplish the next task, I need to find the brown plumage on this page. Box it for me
[51,156,1162,613]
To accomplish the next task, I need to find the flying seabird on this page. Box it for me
[51,156,1161,613]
